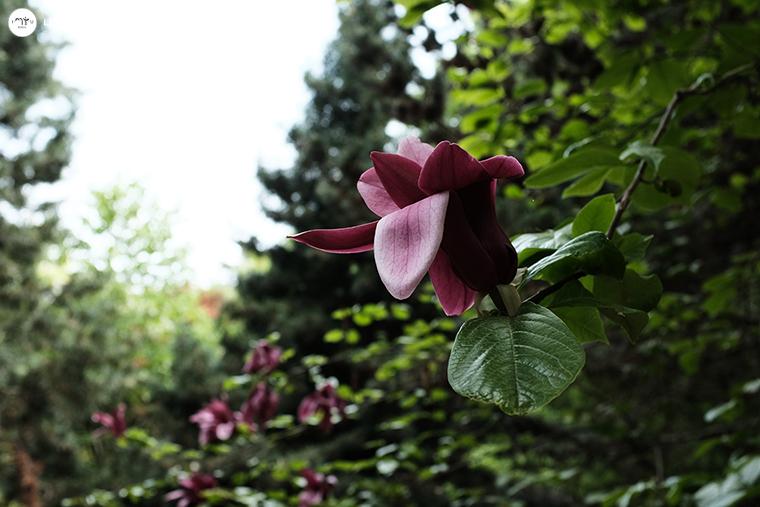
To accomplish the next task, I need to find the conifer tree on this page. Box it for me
[227,0,448,359]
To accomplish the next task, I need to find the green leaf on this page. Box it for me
[593,53,639,90]
[545,278,657,342]
[551,306,608,344]
[512,224,573,264]
[451,87,504,106]
[615,233,653,261]
[544,280,599,308]
[513,78,547,100]
[599,306,649,341]
[562,167,610,197]
[632,147,701,211]
[645,59,690,105]
[523,231,626,284]
[525,147,622,189]
[572,194,616,237]
[593,269,663,312]
[448,303,585,415]
[620,140,666,174]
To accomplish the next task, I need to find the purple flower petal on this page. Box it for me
[428,250,476,316]
[398,136,434,166]
[440,192,499,292]
[215,422,235,441]
[418,141,490,194]
[480,155,524,180]
[357,168,399,217]
[457,180,517,286]
[289,221,377,253]
[370,152,426,208]
[374,192,449,299]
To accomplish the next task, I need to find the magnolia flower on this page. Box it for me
[189,399,236,445]
[238,382,279,429]
[243,340,282,374]
[91,403,127,438]
[290,137,523,315]
[298,469,337,507]
[165,473,217,507]
[298,383,346,432]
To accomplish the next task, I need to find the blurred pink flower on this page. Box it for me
[91,403,127,438]
[238,382,279,429]
[290,137,523,316]
[243,340,282,374]
[298,383,346,432]
[190,399,236,445]
[298,469,337,507]
[165,472,216,507]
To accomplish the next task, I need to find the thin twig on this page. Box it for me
[530,62,757,303]
[606,62,757,238]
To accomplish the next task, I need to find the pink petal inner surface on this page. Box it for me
[289,221,377,254]
[398,136,434,166]
[357,168,400,217]
[374,192,449,299]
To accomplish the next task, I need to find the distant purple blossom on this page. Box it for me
[91,403,127,438]
[298,469,337,507]
[298,383,346,432]
[190,399,236,445]
[165,473,216,507]
[243,340,282,374]
[239,382,279,430]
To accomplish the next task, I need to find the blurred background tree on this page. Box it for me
[224,0,450,369]
[0,0,222,500]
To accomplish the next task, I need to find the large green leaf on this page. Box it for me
[523,231,625,284]
[632,147,701,211]
[551,306,608,344]
[448,303,585,415]
[620,140,666,175]
[525,147,622,189]
[572,194,616,237]
[545,277,658,342]
[615,233,653,261]
[593,269,663,312]
[599,306,650,342]
[512,224,573,264]
[562,167,611,197]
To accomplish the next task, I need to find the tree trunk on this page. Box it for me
[14,444,42,507]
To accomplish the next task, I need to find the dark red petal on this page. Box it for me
[370,152,426,208]
[457,180,518,285]
[289,221,377,254]
[428,250,476,316]
[419,141,490,194]
[480,155,524,180]
[440,192,498,291]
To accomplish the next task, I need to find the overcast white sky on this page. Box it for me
[23,1,467,287]
[30,0,340,286]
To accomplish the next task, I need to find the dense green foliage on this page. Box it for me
[2,0,760,506]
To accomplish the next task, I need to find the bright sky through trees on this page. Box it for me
[31,0,339,286]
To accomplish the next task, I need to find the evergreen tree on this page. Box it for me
[226,0,448,362]
[1,1,75,504]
